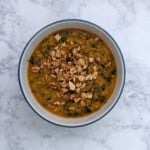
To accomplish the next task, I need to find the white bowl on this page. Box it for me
[18,19,125,127]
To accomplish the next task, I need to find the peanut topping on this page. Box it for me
[54,33,61,42]
[32,66,40,73]
[69,81,76,91]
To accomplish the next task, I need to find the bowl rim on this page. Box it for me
[18,19,126,128]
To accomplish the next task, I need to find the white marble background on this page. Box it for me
[0,0,150,150]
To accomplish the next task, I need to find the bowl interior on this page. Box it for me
[19,20,125,127]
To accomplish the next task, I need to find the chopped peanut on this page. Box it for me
[87,92,92,99]
[89,57,94,62]
[69,81,75,90]
[50,50,56,57]
[50,74,56,78]
[81,92,87,98]
[60,81,68,88]
[74,98,81,103]
[105,61,112,68]
[78,58,85,66]
[78,75,85,82]
[61,42,66,47]
[54,33,61,42]
[32,66,40,73]
[62,88,68,93]
[53,101,60,105]
[69,106,75,110]
[94,37,99,41]
[55,50,61,58]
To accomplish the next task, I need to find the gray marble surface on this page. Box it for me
[0,0,150,149]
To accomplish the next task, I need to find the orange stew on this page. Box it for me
[28,29,117,117]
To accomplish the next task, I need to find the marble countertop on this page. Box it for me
[0,0,150,150]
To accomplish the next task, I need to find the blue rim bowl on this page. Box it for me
[18,19,126,127]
